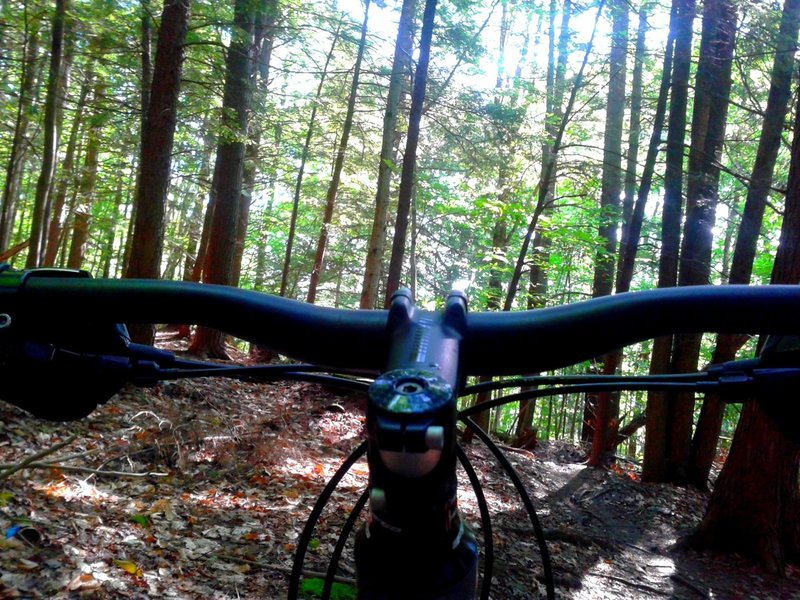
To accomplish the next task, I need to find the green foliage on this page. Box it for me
[300,577,357,600]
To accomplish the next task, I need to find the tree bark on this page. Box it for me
[665,0,736,483]
[642,0,696,482]
[0,20,40,251]
[66,211,90,269]
[307,0,370,304]
[189,0,255,358]
[125,0,190,344]
[26,0,66,268]
[125,0,189,280]
[232,0,277,289]
[359,0,415,309]
[588,0,627,468]
[688,0,800,490]
[693,33,800,577]
[383,0,439,306]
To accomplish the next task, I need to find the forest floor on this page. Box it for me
[1,336,799,599]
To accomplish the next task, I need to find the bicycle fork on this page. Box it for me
[354,289,479,600]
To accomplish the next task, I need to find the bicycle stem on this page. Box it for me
[354,289,479,600]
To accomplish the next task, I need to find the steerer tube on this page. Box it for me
[354,289,479,600]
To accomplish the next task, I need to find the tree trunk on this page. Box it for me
[125,0,189,280]
[189,0,255,358]
[279,18,342,298]
[61,78,105,272]
[502,0,605,311]
[617,2,675,292]
[664,0,736,483]
[588,0,628,468]
[26,0,66,268]
[515,0,570,443]
[464,0,523,441]
[44,66,91,267]
[695,45,800,578]
[688,0,800,490]
[615,7,647,288]
[183,121,216,282]
[101,179,124,277]
[595,6,656,457]
[359,0,415,309]
[66,211,90,269]
[232,0,277,289]
[0,22,40,251]
[642,0,696,482]
[383,0,439,306]
[140,0,152,114]
[125,0,190,344]
[307,0,370,304]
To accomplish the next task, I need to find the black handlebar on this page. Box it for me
[6,270,800,375]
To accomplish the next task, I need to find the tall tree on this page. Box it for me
[233,0,278,289]
[124,0,190,344]
[663,0,737,483]
[360,0,415,309]
[123,0,153,273]
[0,18,40,251]
[587,5,654,453]
[503,0,606,310]
[688,0,800,489]
[516,0,572,441]
[26,0,66,268]
[691,76,800,573]
[383,0,439,305]
[616,6,648,288]
[189,0,256,358]
[44,69,91,266]
[642,0,696,482]
[307,0,371,304]
[588,0,628,467]
[278,17,343,297]
[617,1,676,290]
[65,79,106,270]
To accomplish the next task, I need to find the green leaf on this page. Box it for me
[0,492,13,507]
[299,577,356,599]
[130,514,150,527]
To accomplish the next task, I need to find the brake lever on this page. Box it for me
[702,338,800,443]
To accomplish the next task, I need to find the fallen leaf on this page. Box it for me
[114,559,143,578]
[66,572,100,592]
[150,498,178,521]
